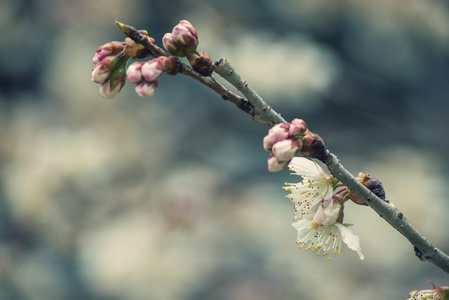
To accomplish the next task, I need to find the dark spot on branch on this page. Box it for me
[238,98,254,115]
[367,197,371,201]
[398,212,403,219]
[414,246,423,259]
[222,95,229,100]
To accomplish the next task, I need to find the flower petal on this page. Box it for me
[336,223,364,260]
[288,157,331,180]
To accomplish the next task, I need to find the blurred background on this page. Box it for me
[1,0,449,299]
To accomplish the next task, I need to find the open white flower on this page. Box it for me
[292,200,364,261]
[283,157,334,220]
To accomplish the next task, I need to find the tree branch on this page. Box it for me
[115,21,449,274]
[213,58,286,125]
[327,154,449,273]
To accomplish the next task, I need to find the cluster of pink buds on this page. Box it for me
[163,20,199,57]
[263,119,308,172]
[91,42,129,99]
[126,58,165,98]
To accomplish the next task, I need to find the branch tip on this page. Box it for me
[115,21,131,36]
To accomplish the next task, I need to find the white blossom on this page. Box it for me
[283,157,334,220]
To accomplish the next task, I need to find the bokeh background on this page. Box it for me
[1,0,449,299]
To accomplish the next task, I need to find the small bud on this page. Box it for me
[289,118,308,137]
[141,59,164,82]
[135,80,158,98]
[126,62,144,83]
[172,20,199,52]
[98,56,128,99]
[124,37,152,59]
[347,173,386,205]
[115,21,132,36]
[163,33,186,57]
[263,123,290,151]
[267,153,289,172]
[299,132,328,161]
[91,56,116,84]
[186,51,213,76]
[272,139,301,162]
[92,41,124,64]
[360,173,386,200]
[100,75,125,99]
[157,56,182,75]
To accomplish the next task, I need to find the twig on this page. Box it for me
[214,58,286,125]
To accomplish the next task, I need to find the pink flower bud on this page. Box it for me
[263,123,290,151]
[92,41,124,64]
[289,118,308,137]
[267,153,289,172]
[91,56,116,83]
[135,80,158,98]
[272,139,300,161]
[163,33,186,57]
[100,77,124,99]
[99,62,127,99]
[126,62,144,83]
[157,56,182,75]
[141,59,164,82]
[172,20,199,52]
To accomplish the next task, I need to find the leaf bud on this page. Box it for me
[186,51,213,76]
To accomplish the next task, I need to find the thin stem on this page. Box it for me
[214,58,286,125]
[178,67,254,115]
